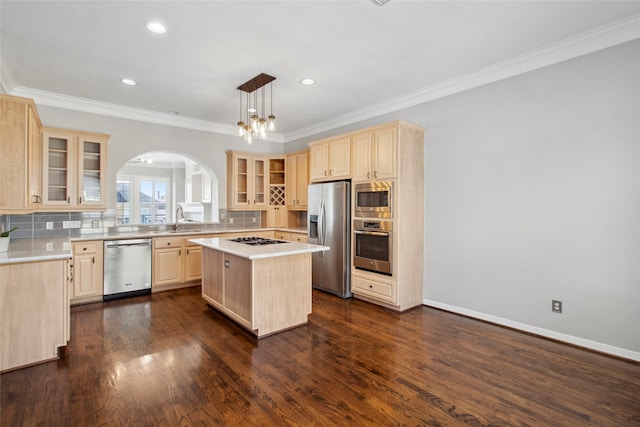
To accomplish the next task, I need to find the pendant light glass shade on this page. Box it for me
[235,74,276,143]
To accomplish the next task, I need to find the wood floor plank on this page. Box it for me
[1,286,639,426]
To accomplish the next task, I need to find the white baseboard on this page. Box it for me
[423,299,640,362]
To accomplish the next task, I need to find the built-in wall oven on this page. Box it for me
[354,181,392,219]
[353,219,392,275]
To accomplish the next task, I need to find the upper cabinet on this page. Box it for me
[0,94,43,214]
[285,151,309,210]
[42,128,109,210]
[226,151,268,210]
[309,137,351,182]
[352,125,397,182]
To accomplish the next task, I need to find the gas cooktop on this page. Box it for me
[229,236,287,246]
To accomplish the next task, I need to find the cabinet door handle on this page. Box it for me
[329,169,332,176]
[178,249,181,256]
[67,197,71,204]
[324,170,327,176]
[374,171,378,178]
[79,197,83,204]
[186,249,190,255]
[92,257,95,264]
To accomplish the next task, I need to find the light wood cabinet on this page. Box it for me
[309,137,351,182]
[0,94,43,214]
[0,259,69,372]
[41,128,109,210]
[201,246,313,338]
[71,241,104,305]
[274,231,291,241]
[152,236,203,291]
[185,243,203,282]
[285,151,309,209]
[266,157,287,227]
[226,151,268,210]
[350,121,425,311]
[352,125,397,182]
[289,232,308,243]
[267,206,287,228]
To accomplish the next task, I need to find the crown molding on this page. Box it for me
[283,13,640,142]
[8,14,639,144]
[9,86,286,143]
[0,54,16,94]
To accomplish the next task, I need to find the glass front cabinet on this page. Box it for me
[42,128,109,210]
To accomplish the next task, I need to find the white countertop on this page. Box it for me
[190,237,329,260]
[0,237,72,265]
[0,228,309,265]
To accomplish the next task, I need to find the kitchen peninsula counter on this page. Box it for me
[190,237,329,338]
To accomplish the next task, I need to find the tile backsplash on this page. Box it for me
[0,209,262,239]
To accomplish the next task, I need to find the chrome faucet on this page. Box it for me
[175,206,184,231]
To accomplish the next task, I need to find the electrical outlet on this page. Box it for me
[552,300,563,313]
[46,222,54,230]
[229,218,234,224]
[252,217,257,222]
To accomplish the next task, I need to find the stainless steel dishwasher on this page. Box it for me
[104,239,152,301]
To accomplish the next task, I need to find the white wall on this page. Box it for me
[35,107,285,209]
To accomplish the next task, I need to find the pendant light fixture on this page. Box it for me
[236,73,276,142]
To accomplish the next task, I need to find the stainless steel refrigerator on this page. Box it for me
[307,180,351,298]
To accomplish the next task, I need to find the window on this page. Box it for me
[116,179,131,224]
[139,179,167,224]
[116,175,170,225]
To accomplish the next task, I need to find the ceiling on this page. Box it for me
[2,1,639,142]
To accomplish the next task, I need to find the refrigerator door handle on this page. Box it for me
[318,199,325,247]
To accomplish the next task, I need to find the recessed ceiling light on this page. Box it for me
[301,78,315,85]
[247,107,257,113]
[146,22,166,34]
[121,78,137,86]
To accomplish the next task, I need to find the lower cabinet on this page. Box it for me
[152,236,204,292]
[0,259,70,372]
[71,241,103,305]
[274,231,308,243]
[352,274,396,304]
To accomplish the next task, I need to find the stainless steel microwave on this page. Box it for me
[354,181,392,218]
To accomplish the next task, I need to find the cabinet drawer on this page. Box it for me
[353,276,393,299]
[154,237,184,248]
[73,241,99,254]
[291,234,308,243]
[275,232,291,241]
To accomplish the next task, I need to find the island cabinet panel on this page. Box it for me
[223,254,252,324]
[251,253,312,336]
[202,249,223,304]
[1,259,69,373]
[199,246,314,338]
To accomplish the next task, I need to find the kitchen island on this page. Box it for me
[190,237,329,338]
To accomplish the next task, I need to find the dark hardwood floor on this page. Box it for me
[1,286,639,426]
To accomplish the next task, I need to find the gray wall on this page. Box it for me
[293,40,640,357]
